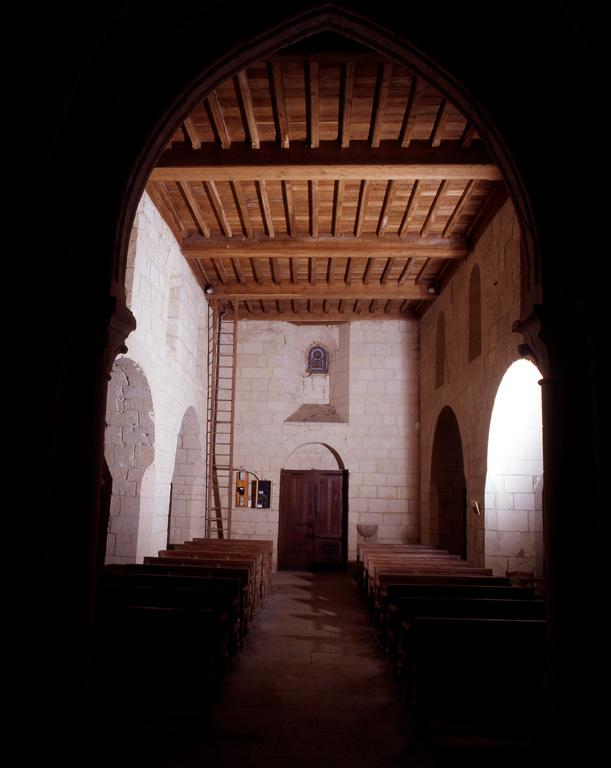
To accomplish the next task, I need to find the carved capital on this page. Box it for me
[512,305,549,376]
[102,296,136,379]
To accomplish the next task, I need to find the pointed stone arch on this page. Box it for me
[168,406,205,544]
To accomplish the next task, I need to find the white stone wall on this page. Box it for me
[419,198,524,567]
[231,318,420,566]
[104,192,208,563]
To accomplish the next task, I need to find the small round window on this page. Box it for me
[307,345,329,373]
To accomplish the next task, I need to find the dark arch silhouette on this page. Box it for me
[430,405,466,558]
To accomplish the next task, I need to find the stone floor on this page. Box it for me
[92,570,412,767]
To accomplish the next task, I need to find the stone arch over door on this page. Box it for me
[284,441,345,471]
[168,406,205,545]
[430,406,467,558]
[485,359,543,577]
[104,357,155,564]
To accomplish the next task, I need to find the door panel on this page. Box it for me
[278,469,346,570]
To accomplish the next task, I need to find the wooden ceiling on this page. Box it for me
[146,44,505,322]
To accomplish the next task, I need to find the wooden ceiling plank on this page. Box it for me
[256,180,275,237]
[399,76,419,148]
[183,232,468,259]
[345,257,355,285]
[309,258,315,285]
[230,180,254,238]
[236,70,260,149]
[370,62,393,148]
[421,179,450,237]
[354,180,371,238]
[152,141,502,181]
[398,181,421,237]
[210,283,434,300]
[212,257,229,284]
[282,180,296,236]
[309,180,319,238]
[377,180,397,237]
[380,257,395,284]
[206,91,231,149]
[183,117,202,150]
[340,61,355,149]
[362,257,374,285]
[443,179,477,238]
[204,180,232,237]
[430,99,450,147]
[231,257,244,284]
[146,182,185,243]
[308,60,319,149]
[333,180,344,236]
[177,181,209,237]
[269,257,280,284]
[249,257,260,284]
[270,62,290,149]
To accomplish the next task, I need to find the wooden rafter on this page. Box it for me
[211,257,228,284]
[443,179,477,237]
[229,180,253,238]
[380,257,395,284]
[354,180,371,238]
[177,181,210,237]
[256,180,275,237]
[249,257,260,284]
[154,182,186,239]
[206,91,231,149]
[362,257,374,284]
[183,117,202,150]
[210,283,434,300]
[269,257,280,284]
[399,181,421,237]
[282,180,296,235]
[183,233,467,259]
[399,76,419,148]
[461,124,476,148]
[340,61,355,148]
[430,99,449,147]
[377,180,397,237]
[309,180,319,237]
[204,180,232,237]
[370,62,393,148]
[397,258,413,284]
[235,70,260,149]
[231,257,244,283]
[421,180,450,237]
[152,141,501,181]
[333,180,345,236]
[307,60,319,148]
[270,62,289,149]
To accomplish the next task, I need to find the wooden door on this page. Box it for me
[278,469,346,570]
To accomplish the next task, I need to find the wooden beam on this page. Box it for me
[249,257,260,284]
[399,76,419,148]
[377,180,397,237]
[466,183,510,248]
[430,99,449,147]
[380,257,395,284]
[461,124,476,147]
[309,180,319,237]
[234,309,413,323]
[421,180,450,237]
[183,117,201,150]
[344,257,355,285]
[270,62,289,149]
[397,258,413,284]
[282,180,296,235]
[152,141,501,182]
[235,70,260,149]
[229,181,253,238]
[183,233,468,259]
[333,180,344,236]
[256,180,275,237]
[340,61,355,148]
[269,257,280,284]
[398,181,421,236]
[354,180,371,238]
[370,62,393,148]
[209,283,434,301]
[443,179,476,238]
[362,257,374,284]
[307,60,319,149]
[206,91,231,149]
[211,257,228,284]
[176,181,209,237]
[231,257,244,284]
[204,180,232,237]
[152,182,185,240]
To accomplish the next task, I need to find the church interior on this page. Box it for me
[30,2,603,766]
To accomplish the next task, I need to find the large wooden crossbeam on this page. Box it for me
[151,141,501,182]
[182,234,468,260]
[208,284,434,301]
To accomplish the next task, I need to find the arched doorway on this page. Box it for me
[430,406,467,558]
[485,359,543,577]
[104,358,155,564]
[279,442,347,571]
[168,407,205,545]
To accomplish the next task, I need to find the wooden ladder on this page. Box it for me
[205,302,238,539]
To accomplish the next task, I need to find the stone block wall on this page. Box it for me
[419,198,525,567]
[103,192,208,563]
[231,318,420,566]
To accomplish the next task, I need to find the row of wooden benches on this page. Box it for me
[93,538,273,707]
[357,543,547,751]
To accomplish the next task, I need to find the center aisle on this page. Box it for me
[200,570,409,767]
